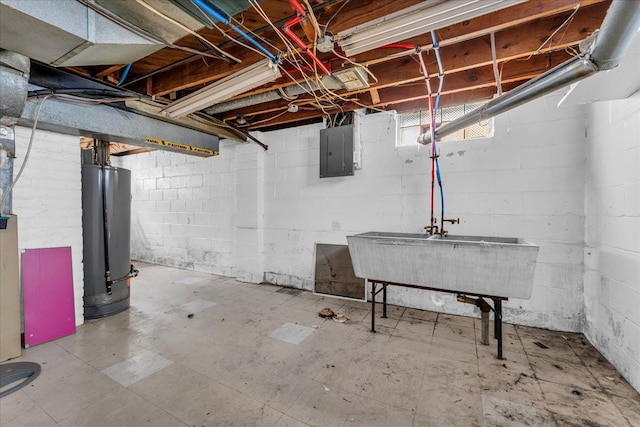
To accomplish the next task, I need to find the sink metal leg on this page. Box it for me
[382,284,387,318]
[370,281,377,333]
[494,299,503,360]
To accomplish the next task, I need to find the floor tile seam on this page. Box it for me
[46,340,117,378]
[347,386,419,414]
[47,381,123,424]
[607,396,638,427]
[536,377,634,409]
[176,359,288,416]
[513,327,547,389]
[277,412,314,427]
[6,388,58,425]
[565,337,632,400]
[57,384,189,427]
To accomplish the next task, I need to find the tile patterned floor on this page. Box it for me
[1,262,638,426]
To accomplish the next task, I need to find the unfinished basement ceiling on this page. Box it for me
[16,0,614,132]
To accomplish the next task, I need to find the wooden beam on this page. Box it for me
[94,64,127,78]
[222,40,577,121]
[145,0,606,97]
[219,0,606,115]
[353,0,607,65]
[369,89,380,104]
[242,49,570,129]
[145,0,430,95]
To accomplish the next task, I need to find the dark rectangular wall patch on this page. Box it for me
[314,243,365,300]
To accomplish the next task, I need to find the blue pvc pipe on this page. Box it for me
[431,31,444,219]
[192,0,277,62]
[118,63,132,86]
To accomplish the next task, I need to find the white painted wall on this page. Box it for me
[261,95,587,332]
[120,92,588,333]
[12,126,84,326]
[584,91,640,391]
[115,141,239,277]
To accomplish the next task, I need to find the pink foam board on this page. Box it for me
[22,247,76,347]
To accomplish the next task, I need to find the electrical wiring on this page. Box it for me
[250,0,338,116]
[135,0,241,63]
[250,0,385,121]
[518,5,581,61]
[240,109,289,127]
[490,32,502,96]
[330,48,379,84]
[28,90,143,105]
[302,0,322,41]
[321,0,350,36]
[0,96,51,217]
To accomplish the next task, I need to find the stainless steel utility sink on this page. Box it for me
[347,232,539,299]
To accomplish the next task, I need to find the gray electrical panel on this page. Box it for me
[320,125,354,178]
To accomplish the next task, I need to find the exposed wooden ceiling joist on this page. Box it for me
[67,0,611,134]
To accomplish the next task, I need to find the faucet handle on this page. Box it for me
[443,218,459,224]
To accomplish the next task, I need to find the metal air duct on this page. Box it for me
[0,0,162,66]
[418,0,640,145]
[204,75,344,115]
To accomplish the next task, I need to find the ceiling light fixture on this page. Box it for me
[161,59,282,118]
[334,67,369,90]
[337,0,527,57]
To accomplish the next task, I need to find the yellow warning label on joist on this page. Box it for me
[145,137,218,156]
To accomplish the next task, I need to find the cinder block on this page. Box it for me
[445,171,495,193]
[149,189,162,201]
[494,169,553,192]
[177,188,193,200]
[162,189,178,200]
[170,199,185,212]
[522,191,583,216]
[466,192,522,215]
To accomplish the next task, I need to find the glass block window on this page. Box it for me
[397,103,492,147]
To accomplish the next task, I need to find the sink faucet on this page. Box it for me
[440,218,459,236]
[424,225,439,235]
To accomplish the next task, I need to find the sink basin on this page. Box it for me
[347,232,539,299]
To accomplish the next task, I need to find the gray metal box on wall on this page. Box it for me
[320,125,354,178]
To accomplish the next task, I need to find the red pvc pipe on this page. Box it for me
[283,16,331,75]
[428,94,436,229]
[286,15,302,27]
[289,0,306,17]
[381,43,417,50]
[285,58,333,75]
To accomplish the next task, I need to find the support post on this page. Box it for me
[382,284,387,318]
[370,281,376,333]
[495,299,503,360]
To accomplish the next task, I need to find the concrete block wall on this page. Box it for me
[260,94,587,331]
[584,91,640,391]
[122,93,587,332]
[12,126,84,325]
[115,140,238,277]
